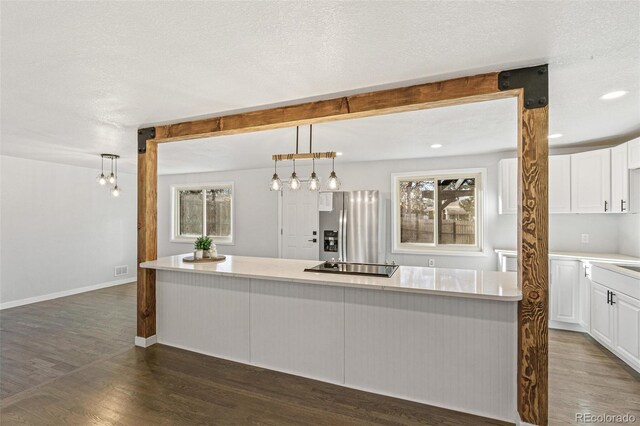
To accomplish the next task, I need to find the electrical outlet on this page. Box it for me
[428,258,435,267]
[581,234,590,244]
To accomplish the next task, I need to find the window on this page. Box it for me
[391,169,484,255]
[171,183,234,244]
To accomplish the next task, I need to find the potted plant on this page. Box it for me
[194,235,212,259]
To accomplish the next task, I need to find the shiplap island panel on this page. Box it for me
[142,254,520,422]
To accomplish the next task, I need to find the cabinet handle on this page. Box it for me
[610,292,616,305]
[604,200,608,212]
[607,290,611,305]
[584,266,587,277]
[621,199,626,212]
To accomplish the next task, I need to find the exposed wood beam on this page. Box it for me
[137,138,157,339]
[517,104,549,425]
[151,73,518,143]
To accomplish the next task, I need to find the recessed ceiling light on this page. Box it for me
[430,144,443,149]
[548,133,563,139]
[336,152,343,156]
[600,90,628,100]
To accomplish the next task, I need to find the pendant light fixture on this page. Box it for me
[307,125,320,191]
[326,157,341,190]
[268,124,341,192]
[288,127,302,190]
[289,160,301,190]
[96,155,107,185]
[97,154,122,197]
[308,158,320,191]
[269,159,282,191]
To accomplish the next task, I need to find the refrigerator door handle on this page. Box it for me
[338,209,344,261]
[342,208,348,262]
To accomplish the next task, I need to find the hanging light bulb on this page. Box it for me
[111,156,121,196]
[269,160,282,191]
[289,160,301,190]
[308,158,320,191]
[111,184,120,197]
[326,157,341,190]
[97,155,107,185]
[107,156,116,184]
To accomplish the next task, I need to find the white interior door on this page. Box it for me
[280,190,319,260]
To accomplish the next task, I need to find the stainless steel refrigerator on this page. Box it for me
[318,190,379,263]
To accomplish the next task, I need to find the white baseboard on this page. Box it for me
[549,320,586,333]
[135,335,157,348]
[0,277,135,310]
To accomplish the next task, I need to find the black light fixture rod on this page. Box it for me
[309,124,313,153]
[295,126,299,154]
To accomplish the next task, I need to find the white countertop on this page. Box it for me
[592,262,640,280]
[495,249,640,265]
[141,254,521,302]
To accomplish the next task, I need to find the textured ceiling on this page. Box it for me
[1,1,638,175]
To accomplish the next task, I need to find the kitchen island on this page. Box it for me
[140,254,521,423]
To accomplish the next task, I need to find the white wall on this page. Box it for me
[618,212,640,257]
[159,151,633,271]
[158,152,508,270]
[0,156,137,307]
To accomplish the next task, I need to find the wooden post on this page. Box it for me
[517,105,549,425]
[137,130,157,342]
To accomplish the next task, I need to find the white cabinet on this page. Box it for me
[591,265,640,372]
[549,155,571,213]
[571,149,611,213]
[498,158,517,214]
[610,144,629,213]
[499,156,571,214]
[591,281,614,347]
[614,292,640,366]
[628,137,640,169]
[579,262,591,330]
[550,260,580,324]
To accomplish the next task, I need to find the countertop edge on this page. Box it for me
[494,249,640,264]
[141,258,522,302]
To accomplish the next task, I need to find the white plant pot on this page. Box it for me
[195,249,204,259]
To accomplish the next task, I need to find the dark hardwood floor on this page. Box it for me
[1,283,638,425]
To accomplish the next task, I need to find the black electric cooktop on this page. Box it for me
[304,261,399,278]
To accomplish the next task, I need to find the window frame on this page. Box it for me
[391,168,486,256]
[170,182,235,245]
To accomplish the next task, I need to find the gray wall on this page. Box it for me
[0,156,137,305]
[158,151,632,270]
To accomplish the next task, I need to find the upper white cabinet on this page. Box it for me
[628,137,640,169]
[498,158,517,214]
[549,155,571,213]
[611,144,629,213]
[571,149,611,213]
[499,156,571,214]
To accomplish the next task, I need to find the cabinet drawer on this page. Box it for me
[592,265,640,300]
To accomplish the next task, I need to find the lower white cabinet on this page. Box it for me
[613,292,640,367]
[579,262,591,330]
[590,267,640,372]
[591,282,614,347]
[550,260,581,324]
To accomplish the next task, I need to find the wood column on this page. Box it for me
[137,136,157,339]
[517,105,549,425]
